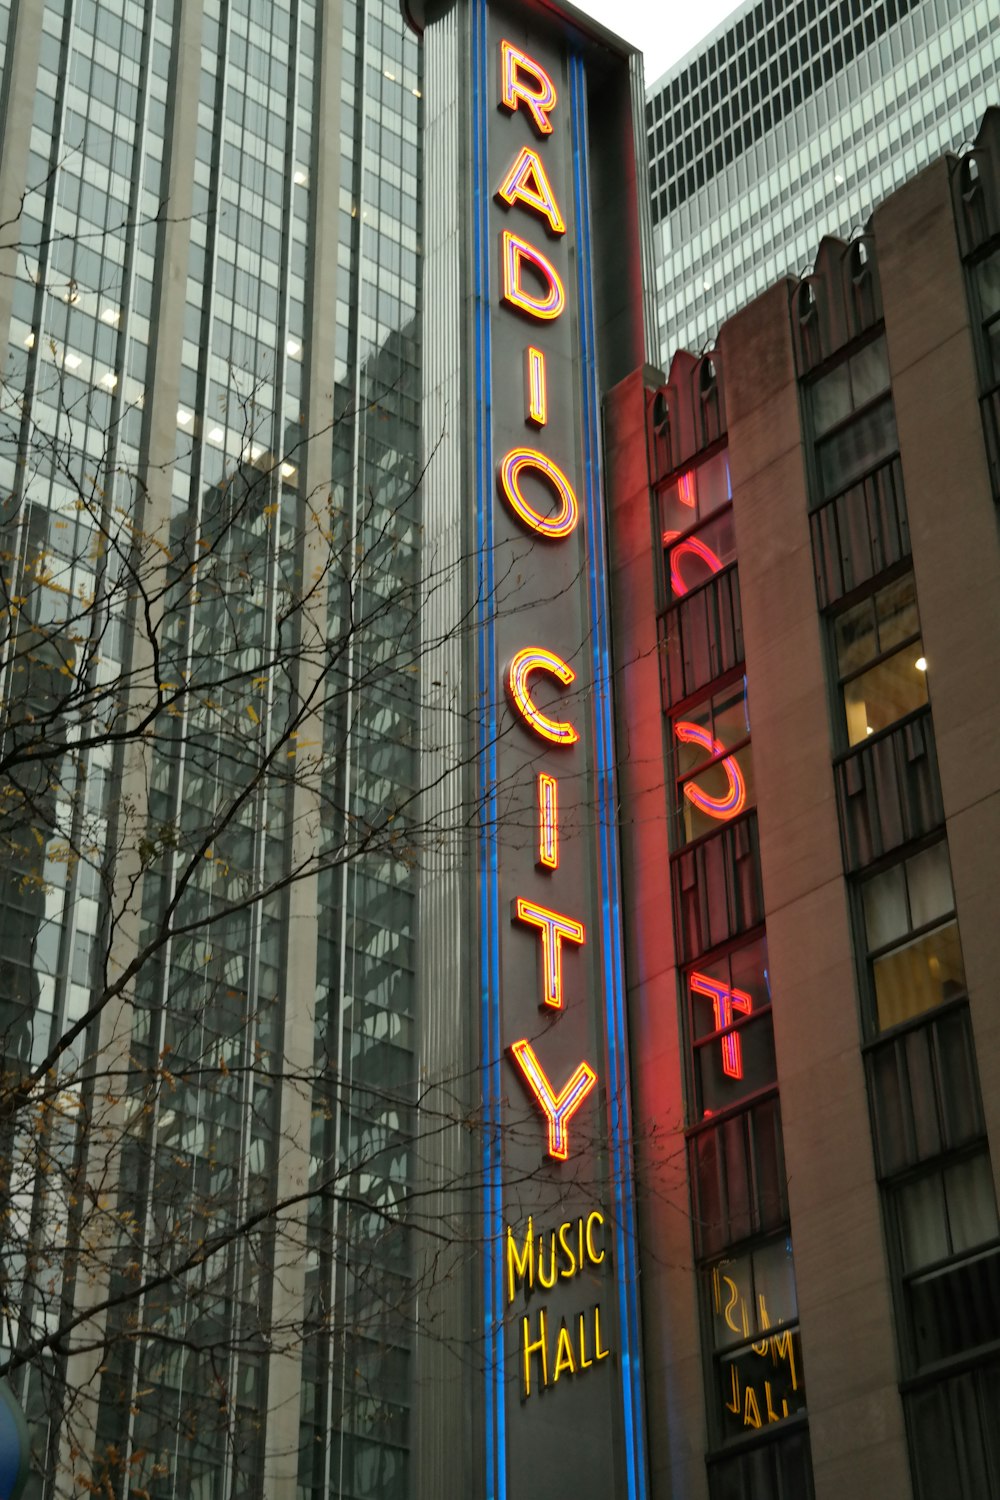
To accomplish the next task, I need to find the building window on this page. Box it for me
[833,572,928,745]
[860,841,966,1032]
[658,446,732,538]
[689,1095,787,1259]
[811,334,897,498]
[672,677,753,845]
[687,935,775,1118]
[892,1148,1000,1368]
[867,1005,983,1179]
[663,507,737,601]
[971,244,1000,386]
[706,1237,806,1443]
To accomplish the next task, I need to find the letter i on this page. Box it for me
[538,772,558,868]
[525,346,547,427]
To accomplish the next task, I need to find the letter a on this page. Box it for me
[496,146,566,235]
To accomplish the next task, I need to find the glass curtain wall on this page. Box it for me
[0,0,422,1496]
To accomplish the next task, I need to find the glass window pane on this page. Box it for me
[897,1173,948,1271]
[906,842,954,930]
[818,397,898,496]
[812,361,851,436]
[873,922,966,1029]
[986,320,1000,385]
[850,335,890,408]
[842,640,928,744]
[696,1014,776,1115]
[729,936,771,1010]
[665,507,737,599]
[677,742,754,844]
[835,595,877,676]
[863,863,909,950]
[697,447,732,516]
[945,1154,999,1255]
[709,1252,754,1350]
[909,1247,1000,1366]
[976,250,1000,320]
[753,1236,798,1330]
[874,573,920,652]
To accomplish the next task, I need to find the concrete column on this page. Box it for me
[721,282,912,1500]
[875,159,1000,1206]
[605,367,708,1500]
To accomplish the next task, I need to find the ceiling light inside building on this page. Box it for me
[915,656,928,671]
[177,408,193,426]
[293,169,308,187]
[101,308,120,324]
[64,352,81,370]
[286,338,302,357]
[100,371,117,389]
[208,426,224,443]
[834,172,844,185]
[24,332,34,348]
[280,462,296,479]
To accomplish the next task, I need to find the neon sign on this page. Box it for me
[498,446,579,537]
[506,646,579,746]
[508,1040,597,1160]
[463,13,647,1492]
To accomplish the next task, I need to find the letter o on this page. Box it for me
[498,448,579,539]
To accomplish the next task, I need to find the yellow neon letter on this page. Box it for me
[497,446,578,538]
[538,772,558,869]
[553,1324,576,1383]
[525,346,547,428]
[499,40,556,136]
[522,1308,548,1397]
[509,1039,597,1160]
[506,1218,534,1304]
[496,145,566,234]
[514,896,584,1010]
[585,1210,605,1266]
[506,647,579,747]
[501,230,565,321]
[594,1304,610,1362]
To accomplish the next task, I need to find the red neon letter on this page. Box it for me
[538,772,558,869]
[662,530,724,597]
[689,972,753,1079]
[501,230,565,321]
[674,720,746,820]
[507,647,579,747]
[509,1040,597,1160]
[514,896,584,1009]
[499,40,556,136]
[498,447,578,538]
[496,145,566,235]
[525,346,547,427]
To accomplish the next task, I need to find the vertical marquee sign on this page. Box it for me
[406,0,650,1494]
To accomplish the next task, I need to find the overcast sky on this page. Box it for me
[581,0,746,85]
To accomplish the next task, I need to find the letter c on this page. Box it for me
[507,647,579,747]
[585,1210,605,1265]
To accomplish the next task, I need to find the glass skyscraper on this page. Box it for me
[646,0,1000,358]
[0,2,421,1498]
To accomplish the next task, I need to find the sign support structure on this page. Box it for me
[408,1,653,1495]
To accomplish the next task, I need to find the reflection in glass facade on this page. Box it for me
[0,0,421,1496]
[646,0,1000,358]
